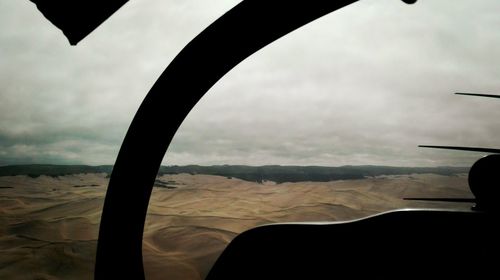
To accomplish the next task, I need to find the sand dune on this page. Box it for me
[0,173,472,279]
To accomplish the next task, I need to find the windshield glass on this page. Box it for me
[1,1,499,279]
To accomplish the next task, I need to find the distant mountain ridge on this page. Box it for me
[0,164,469,184]
[0,164,113,178]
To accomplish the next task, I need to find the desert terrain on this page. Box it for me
[0,172,473,279]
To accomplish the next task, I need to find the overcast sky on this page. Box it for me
[1,0,499,167]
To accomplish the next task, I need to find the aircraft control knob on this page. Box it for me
[468,154,500,211]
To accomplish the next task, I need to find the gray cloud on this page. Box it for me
[1,0,500,167]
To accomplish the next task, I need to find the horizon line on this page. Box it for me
[0,163,471,168]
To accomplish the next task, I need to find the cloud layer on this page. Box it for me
[1,0,499,167]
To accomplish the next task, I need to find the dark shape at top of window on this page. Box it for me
[30,0,128,45]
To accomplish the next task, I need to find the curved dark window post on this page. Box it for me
[94,1,418,278]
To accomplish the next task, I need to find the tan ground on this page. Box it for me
[0,173,473,279]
